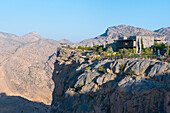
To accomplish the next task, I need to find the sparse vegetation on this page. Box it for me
[107,46,114,53]
[94,52,99,55]
[79,84,84,88]
[77,46,93,50]
[85,66,91,70]
[98,65,104,73]
[143,47,153,55]
[92,45,99,51]
[121,63,125,71]
[129,70,135,76]
[98,47,103,53]
[86,54,90,60]
[95,56,101,60]
[119,48,129,58]
[104,51,111,57]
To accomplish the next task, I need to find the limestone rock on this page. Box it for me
[51,48,169,113]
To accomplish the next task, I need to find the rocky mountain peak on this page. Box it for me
[154,27,170,35]
[22,32,42,38]
[58,39,72,45]
[28,31,39,35]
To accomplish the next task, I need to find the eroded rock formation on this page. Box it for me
[51,48,169,113]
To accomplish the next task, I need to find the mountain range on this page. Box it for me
[73,25,170,47]
[0,25,169,105]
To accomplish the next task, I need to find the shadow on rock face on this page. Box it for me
[0,93,50,113]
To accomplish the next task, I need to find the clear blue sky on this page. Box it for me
[0,0,170,42]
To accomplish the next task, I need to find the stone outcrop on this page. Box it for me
[51,48,170,113]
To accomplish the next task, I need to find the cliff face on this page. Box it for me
[51,48,169,113]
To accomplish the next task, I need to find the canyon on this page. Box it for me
[0,25,170,113]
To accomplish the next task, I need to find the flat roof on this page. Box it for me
[116,39,136,41]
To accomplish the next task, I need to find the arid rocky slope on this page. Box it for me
[51,48,169,113]
[73,25,170,47]
[154,27,170,41]
[0,32,61,105]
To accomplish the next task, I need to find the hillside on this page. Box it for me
[154,27,170,41]
[73,25,169,47]
[51,48,169,113]
[0,32,61,105]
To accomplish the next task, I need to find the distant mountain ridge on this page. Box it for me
[154,27,170,41]
[73,25,170,47]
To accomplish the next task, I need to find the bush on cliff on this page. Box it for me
[98,65,104,73]
[85,66,91,70]
[95,56,101,61]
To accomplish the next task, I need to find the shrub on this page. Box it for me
[128,48,133,53]
[104,51,111,57]
[130,54,134,57]
[67,45,71,48]
[119,48,129,58]
[129,70,135,76]
[133,48,136,53]
[95,56,101,60]
[92,45,99,51]
[121,63,125,71]
[98,66,104,73]
[85,66,91,70]
[94,52,98,55]
[86,54,90,59]
[144,47,150,52]
[79,84,84,88]
[112,52,116,56]
[116,52,120,56]
[78,46,83,49]
[98,47,103,53]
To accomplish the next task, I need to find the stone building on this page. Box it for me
[116,36,154,53]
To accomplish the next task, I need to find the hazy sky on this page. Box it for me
[0,0,170,42]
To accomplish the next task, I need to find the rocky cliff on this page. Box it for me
[51,48,170,113]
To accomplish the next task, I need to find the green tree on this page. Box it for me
[107,46,114,53]
[92,45,99,51]
[165,42,169,57]
[141,37,144,49]
[154,42,165,51]
[98,47,103,53]
[78,46,82,49]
